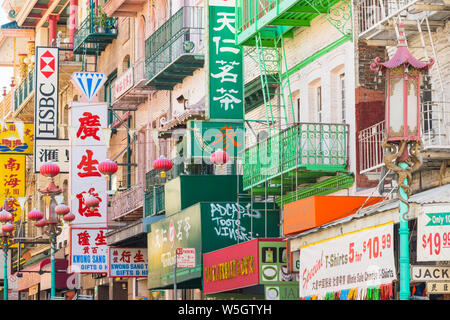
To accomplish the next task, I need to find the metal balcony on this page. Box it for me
[73,11,118,55]
[13,69,34,119]
[243,122,349,191]
[144,185,165,217]
[144,6,204,90]
[109,184,144,221]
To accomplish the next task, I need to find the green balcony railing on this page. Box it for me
[73,9,118,55]
[243,122,349,190]
[14,69,34,112]
[144,6,204,89]
[144,185,165,217]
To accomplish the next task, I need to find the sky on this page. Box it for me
[0,8,14,97]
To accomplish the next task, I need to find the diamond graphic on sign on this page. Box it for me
[40,50,56,79]
[71,72,107,101]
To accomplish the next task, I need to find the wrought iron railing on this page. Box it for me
[243,122,349,190]
[144,185,165,217]
[109,184,144,220]
[358,101,450,174]
[144,6,204,81]
[14,69,34,112]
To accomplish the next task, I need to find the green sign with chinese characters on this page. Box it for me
[186,120,245,160]
[207,0,244,120]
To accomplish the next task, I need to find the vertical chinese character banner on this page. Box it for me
[0,154,25,221]
[70,102,108,227]
[207,0,244,120]
[70,228,108,273]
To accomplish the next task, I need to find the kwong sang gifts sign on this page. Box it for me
[108,247,148,277]
[70,228,108,273]
[70,101,108,227]
[299,222,396,298]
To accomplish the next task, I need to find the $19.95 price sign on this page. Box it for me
[417,207,450,261]
[299,222,396,298]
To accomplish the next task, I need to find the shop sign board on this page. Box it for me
[70,228,109,274]
[147,201,280,289]
[259,240,297,285]
[34,46,59,140]
[113,66,134,101]
[265,284,299,300]
[108,247,148,277]
[34,139,70,173]
[176,248,196,268]
[0,154,25,222]
[410,265,450,282]
[70,102,108,227]
[417,205,450,261]
[426,282,450,294]
[299,222,396,298]
[0,122,34,154]
[207,0,244,120]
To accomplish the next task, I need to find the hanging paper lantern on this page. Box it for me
[84,195,100,210]
[55,203,70,216]
[210,149,229,167]
[63,212,75,222]
[40,162,60,178]
[2,222,14,233]
[153,156,173,178]
[0,209,12,222]
[28,209,44,221]
[98,159,118,177]
[35,218,48,227]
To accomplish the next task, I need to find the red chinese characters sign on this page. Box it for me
[108,247,148,277]
[0,154,25,221]
[70,102,108,227]
[70,228,109,273]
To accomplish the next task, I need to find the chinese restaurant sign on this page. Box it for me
[70,228,109,273]
[0,123,34,154]
[299,222,396,298]
[70,102,108,227]
[108,247,148,278]
[417,205,450,261]
[187,120,244,160]
[34,47,59,140]
[34,139,70,173]
[0,154,25,221]
[207,0,243,120]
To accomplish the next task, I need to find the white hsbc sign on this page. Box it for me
[34,47,59,140]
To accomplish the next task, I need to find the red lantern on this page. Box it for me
[98,159,118,177]
[28,209,44,221]
[35,218,48,227]
[84,195,100,210]
[0,209,12,222]
[153,156,173,178]
[210,149,229,167]
[55,204,70,216]
[40,162,60,178]
[63,212,75,222]
[2,222,14,233]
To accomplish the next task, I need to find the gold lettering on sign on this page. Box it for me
[205,256,256,283]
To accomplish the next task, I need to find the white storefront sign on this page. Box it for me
[176,248,196,268]
[108,247,148,277]
[34,46,59,139]
[299,222,396,298]
[34,139,70,173]
[113,66,134,101]
[417,205,450,261]
[70,228,109,273]
[411,266,450,282]
[70,102,108,227]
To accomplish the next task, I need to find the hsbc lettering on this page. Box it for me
[34,47,59,139]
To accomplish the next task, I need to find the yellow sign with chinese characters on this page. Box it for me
[0,123,34,154]
[0,154,26,221]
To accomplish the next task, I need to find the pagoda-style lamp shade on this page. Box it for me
[153,156,173,178]
[28,209,44,221]
[371,23,433,143]
[2,222,14,233]
[84,195,100,210]
[40,162,60,178]
[210,149,229,167]
[0,209,12,223]
[98,159,118,177]
[55,203,70,216]
[63,212,75,222]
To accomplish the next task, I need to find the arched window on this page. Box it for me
[123,55,130,72]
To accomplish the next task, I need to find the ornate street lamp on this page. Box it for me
[33,161,75,299]
[0,201,14,300]
[371,23,433,300]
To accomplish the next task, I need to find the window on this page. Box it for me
[340,73,346,122]
[296,97,301,123]
[317,86,322,123]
